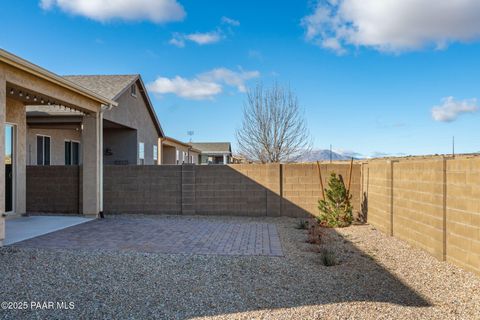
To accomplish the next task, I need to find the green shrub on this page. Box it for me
[319,249,337,266]
[317,173,353,228]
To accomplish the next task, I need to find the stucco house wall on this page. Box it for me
[6,97,26,215]
[103,128,137,165]
[162,137,200,164]
[104,81,160,165]
[26,127,81,165]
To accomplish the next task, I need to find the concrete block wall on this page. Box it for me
[361,161,392,234]
[194,165,271,216]
[103,165,182,214]
[282,163,361,218]
[365,157,479,276]
[392,160,445,259]
[446,158,480,275]
[26,163,361,218]
[26,166,80,214]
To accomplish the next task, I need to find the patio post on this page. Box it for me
[81,111,101,216]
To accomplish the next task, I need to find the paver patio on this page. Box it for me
[11,216,283,256]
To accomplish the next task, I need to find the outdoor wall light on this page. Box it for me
[19,91,23,97]
[9,88,14,95]
[33,96,37,102]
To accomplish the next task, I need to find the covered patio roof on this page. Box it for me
[0,49,117,112]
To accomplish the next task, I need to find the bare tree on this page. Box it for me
[236,83,312,163]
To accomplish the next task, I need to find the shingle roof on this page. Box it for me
[189,142,232,154]
[63,74,164,137]
[62,75,139,100]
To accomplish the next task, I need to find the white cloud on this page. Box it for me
[221,16,240,26]
[170,31,222,47]
[40,0,185,23]
[168,35,185,48]
[302,0,480,53]
[185,32,222,45]
[431,97,478,122]
[147,68,260,100]
[170,17,239,47]
[198,68,260,92]
[147,76,221,100]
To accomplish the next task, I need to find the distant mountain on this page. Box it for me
[299,149,358,162]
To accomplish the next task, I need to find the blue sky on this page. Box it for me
[1,0,480,157]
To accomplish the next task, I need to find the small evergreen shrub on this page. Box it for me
[317,173,353,228]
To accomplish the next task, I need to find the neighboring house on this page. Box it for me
[26,74,164,166]
[161,136,200,164]
[189,142,232,164]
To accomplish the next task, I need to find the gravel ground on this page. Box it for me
[0,215,479,320]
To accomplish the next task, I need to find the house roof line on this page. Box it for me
[63,74,164,138]
[163,136,201,153]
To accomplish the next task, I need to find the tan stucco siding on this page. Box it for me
[103,128,137,165]
[103,81,160,165]
[162,140,199,164]
[2,63,101,113]
[27,127,81,165]
[6,98,26,214]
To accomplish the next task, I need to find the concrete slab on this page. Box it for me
[4,216,93,245]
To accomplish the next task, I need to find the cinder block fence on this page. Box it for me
[102,163,361,217]
[25,158,479,276]
[363,157,480,276]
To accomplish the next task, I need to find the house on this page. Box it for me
[161,136,201,164]
[26,74,164,166]
[1,49,117,244]
[189,142,232,164]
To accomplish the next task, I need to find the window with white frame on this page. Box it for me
[65,140,80,165]
[36,135,51,165]
[139,142,145,165]
[176,149,180,164]
[153,145,158,162]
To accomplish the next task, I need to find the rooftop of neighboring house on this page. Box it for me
[189,142,232,155]
[163,136,201,153]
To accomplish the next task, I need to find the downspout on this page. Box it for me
[99,104,113,218]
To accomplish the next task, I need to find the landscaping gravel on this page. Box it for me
[0,215,479,319]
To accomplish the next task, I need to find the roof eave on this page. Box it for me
[0,49,118,109]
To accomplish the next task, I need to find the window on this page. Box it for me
[138,142,145,164]
[36,135,50,165]
[65,141,80,165]
[182,152,186,164]
[153,145,158,162]
[176,149,180,164]
[190,155,194,164]
[130,84,137,97]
